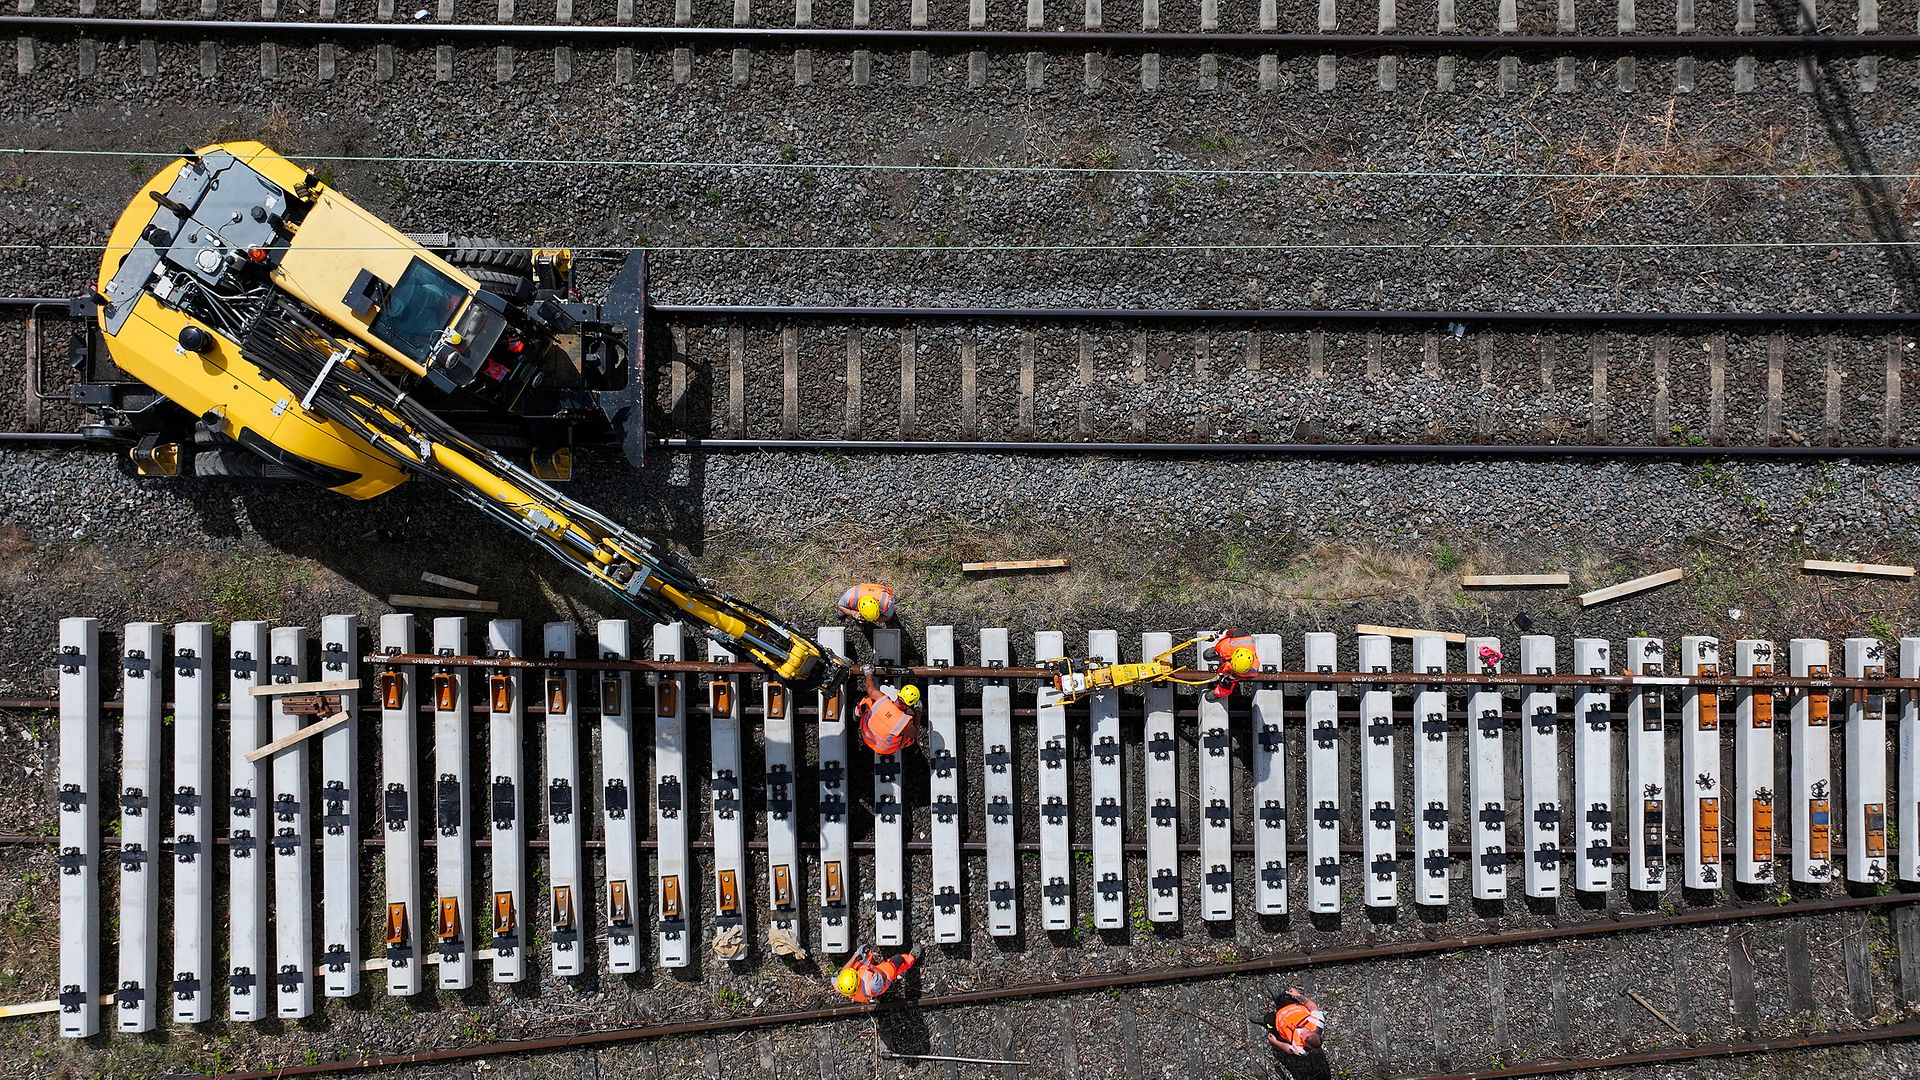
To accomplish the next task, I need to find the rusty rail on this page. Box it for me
[365,651,1920,692]
[217,892,1917,1078]
[1399,1018,1920,1079]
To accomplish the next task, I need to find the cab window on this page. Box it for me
[370,258,466,363]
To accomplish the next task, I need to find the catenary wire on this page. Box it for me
[10,241,1920,254]
[5,145,1916,183]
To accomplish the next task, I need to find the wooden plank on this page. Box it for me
[1800,559,1916,579]
[1728,926,1758,1036]
[0,993,116,1018]
[245,711,350,762]
[1895,905,1920,1008]
[388,594,500,613]
[1355,623,1467,644]
[419,572,481,595]
[961,558,1069,573]
[247,678,361,698]
[1462,573,1572,587]
[1577,568,1685,607]
[22,311,40,433]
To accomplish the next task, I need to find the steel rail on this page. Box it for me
[218,892,1917,1079]
[658,436,1920,458]
[1401,1020,1920,1080]
[366,651,1920,691]
[657,304,1920,327]
[3,17,1917,53]
[0,828,1878,862]
[4,432,1917,457]
[0,432,90,444]
[12,295,1920,326]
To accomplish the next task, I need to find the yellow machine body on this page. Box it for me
[1044,637,1214,704]
[94,141,500,499]
[86,140,842,690]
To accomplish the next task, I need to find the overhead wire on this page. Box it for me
[5,145,1917,183]
[12,241,1920,253]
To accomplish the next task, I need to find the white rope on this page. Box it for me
[4,145,1915,183]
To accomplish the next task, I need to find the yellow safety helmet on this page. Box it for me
[1229,647,1256,675]
[897,685,923,709]
[857,595,883,622]
[836,968,860,996]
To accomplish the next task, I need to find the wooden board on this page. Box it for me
[1578,568,1685,607]
[1462,573,1572,588]
[245,711,350,763]
[0,993,115,1017]
[1355,623,1467,644]
[961,558,1069,573]
[388,594,500,613]
[247,678,361,698]
[1800,559,1916,579]
[420,572,482,595]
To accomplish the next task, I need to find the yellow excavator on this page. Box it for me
[79,141,844,688]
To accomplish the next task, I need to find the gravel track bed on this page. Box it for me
[3,46,1915,318]
[3,16,1920,1079]
[36,0,1902,29]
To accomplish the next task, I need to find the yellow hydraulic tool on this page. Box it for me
[1042,637,1218,705]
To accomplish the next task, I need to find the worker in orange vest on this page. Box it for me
[1210,628,1259,700]
[854,668,920,755]
[836,944,918,1003]
[836,582,896,625]
[1266,986,1326,1056]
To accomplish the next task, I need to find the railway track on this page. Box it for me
[180,895,1920,1077]
[8,295,1920,452]
[5,15,1914,52]
[38,611,1920,1065]
[2,13,1913,93]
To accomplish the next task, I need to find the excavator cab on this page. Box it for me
[79,142,646,488]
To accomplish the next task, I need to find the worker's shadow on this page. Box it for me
[1274,1050,1333,1080]
[872,1007,934,1056]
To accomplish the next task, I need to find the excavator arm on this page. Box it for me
[240,304,848,690]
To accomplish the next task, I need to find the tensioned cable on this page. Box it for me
[10,240,1920,253]
[4,145,1916,183]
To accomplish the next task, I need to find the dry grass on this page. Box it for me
[1541,106,1808,237]
[699,526,1485,635]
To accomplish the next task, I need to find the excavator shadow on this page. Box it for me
[169,446,715,629]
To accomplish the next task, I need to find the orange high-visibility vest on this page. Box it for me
[836,583,896,622]
[1213,630,1256,668]
[1270,1002,1324,1055]
[842,950,916,1003]
[858,693,916,755]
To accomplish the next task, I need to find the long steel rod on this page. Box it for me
[366,651,1920,691]
[0,829,1876,859]
[0,17,1915,52]
[217,892,1918,1079]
